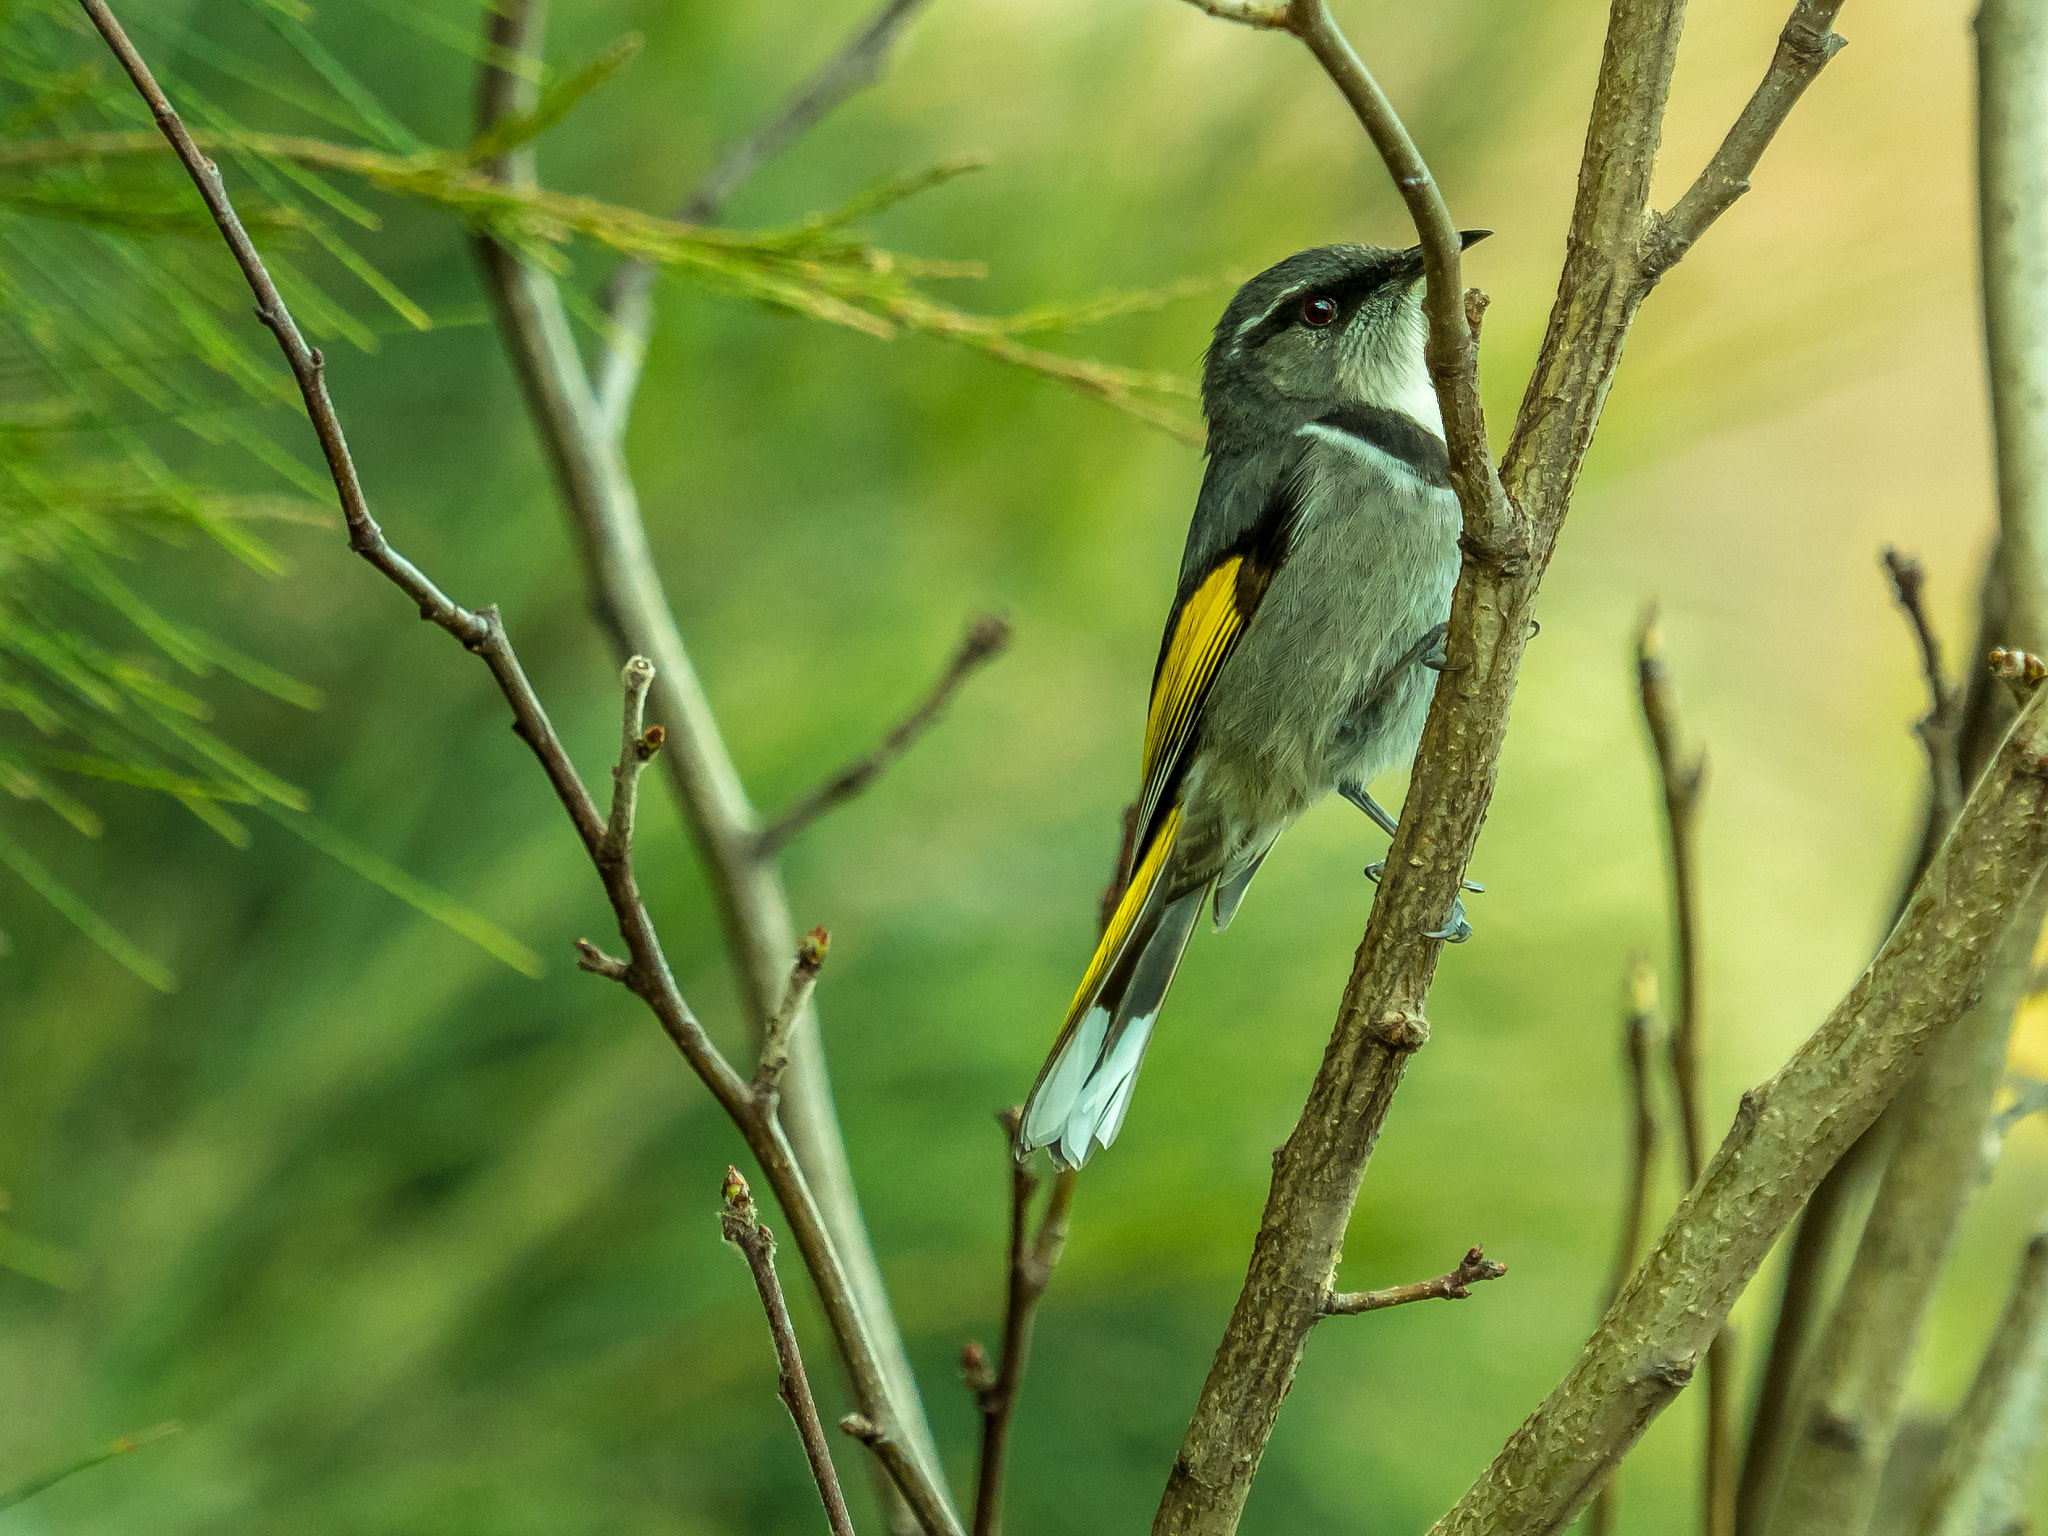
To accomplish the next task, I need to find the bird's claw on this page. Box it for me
[1366,863,1481,894]
[1425,896,1473,944]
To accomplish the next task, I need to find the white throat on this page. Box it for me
[1344,302,1443,440]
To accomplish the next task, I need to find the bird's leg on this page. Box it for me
[1417,621,1450,672]
[1340,781,1401,840]
[1339,778,1481,943]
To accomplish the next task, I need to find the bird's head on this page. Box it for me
[1200,234,1488,452]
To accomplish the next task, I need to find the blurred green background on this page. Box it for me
[4,0,2044,1530]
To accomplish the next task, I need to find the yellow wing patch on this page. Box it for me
[1136,556,1244,836]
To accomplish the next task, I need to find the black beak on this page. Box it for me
[1397,228,1493,278]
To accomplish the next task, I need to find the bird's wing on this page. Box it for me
[1131,443,1310,850]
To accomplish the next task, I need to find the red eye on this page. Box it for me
[1300,294,1339,328]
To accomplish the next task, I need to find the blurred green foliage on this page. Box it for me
[2,0,2044,1532]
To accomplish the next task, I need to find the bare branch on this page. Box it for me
[1285,1,1513,557]
[1978,0,2048,659]
[756,615,1012,856]
[594,0,938,433]
[1424,664,2048,1536]
[1642,0,1848,280]
[841,1416,959,1536]
[1757,949,2027,1535]
[1635,606,1736,1536]
[1912,1231,2048,1536]
[89,8,957,1530]
[601,656,661,862]
[1154,0,1846,1527]
[1588,962,1662,1536]
[573,938,632,981]
[1885,550,1965,828]
[758,928,832,1101]
[468,9,952,1520]
[721,1168,859,1536]
[971,1111,1078,1536]
[1175,0,1290,29]
[1636,606,1708,1185]
[1741,555,1972,1530]
[1322,1246,1506,1316]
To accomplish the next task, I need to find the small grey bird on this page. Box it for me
[1018,236,1488,1170]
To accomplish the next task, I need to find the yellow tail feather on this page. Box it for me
[1059,805,1180,1032]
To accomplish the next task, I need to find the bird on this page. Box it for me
[1016,236,1489,1171]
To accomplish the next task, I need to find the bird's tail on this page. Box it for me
[1019,807,1204,1169]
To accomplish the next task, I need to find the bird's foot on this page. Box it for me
[1426,895,1473,944]
[1363,860,1482,895]
[1419,621,1450,673]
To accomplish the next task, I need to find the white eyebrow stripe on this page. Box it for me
[1233,287,1305,343]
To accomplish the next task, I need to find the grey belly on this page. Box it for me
[1178,454,1459,878]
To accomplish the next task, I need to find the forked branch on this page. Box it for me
[722,1168,859,1536]
[1322,1246,1506,1316]
[1429,655,2048,1536]
[80,6,959,1529]
[1152,2,1846,1530]
[757,615,1013,856]
[469,6,952,1519]
[594,0,938,429]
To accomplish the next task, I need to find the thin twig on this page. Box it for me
[758,928,832,1101]
[1885,550,1965,829]
[1322,1246,1506,1316]
[1177,0,1289,27]
[1590,961,1663,1536]
[969,1110,1078,1536]
[841,1416,959,1536]
[601,656,661,863]
[468,8,952,1524]
[721,1168,859,1536]
[1636,605,1735,1536]
[84,8,958,1530]
[1642,0,1849,280]
[756,615,1012,857]
[593,0,938,434]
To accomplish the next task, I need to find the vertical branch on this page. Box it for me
[721,1168,861,1536]
[1911,1231,2048,1536]
[967,1115,1077,1536]
[1635,607,1735,1536]
[1977,0,2048,658]
[468,9,951,1524]
[1589,961,1662,1536]
[1151,2,1846,1530]
[592,0,936,432]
